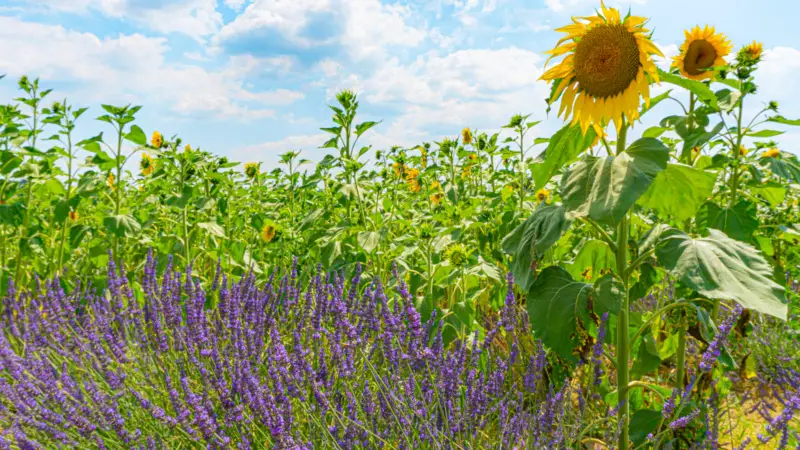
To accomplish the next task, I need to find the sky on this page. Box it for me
[0,0,799,169]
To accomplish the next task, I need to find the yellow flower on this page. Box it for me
[419,146,427,169]
[185,144,192,153]
[106,172,115,189]
[444,243,469,267]
[392,162,405,177]
[462,128,473,145]
[430,192,443,205]
[140,152,156,176]
[430,180,441,191]
[461,167,471,179]
[540,1,663,134]
[741,41,764,61]
[68,210,79,222]
[260,223,277,243]
[151,130,163,148]
[673,26,732,81]
[244,162,259,180]
[738,146,748,157]
[468,153,477,162]
[762,148,781,158]
[535,188,552,204]
[405,167,420,181]
[408,179,421,193]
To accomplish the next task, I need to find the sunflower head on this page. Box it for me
[151,131,163,148]
[738,41,764,65]
[260,222,278,243]
[392,162,405,177]
[140,152,156,176]
[468,153,477,162]
[408,179,421,193]
[462,128,473,145]
[185,144,192,153]
[405,167,420,181]
[244,162,259,180]
[430,192,444,205]
[673,26,732,81]
[762,148,781,158]
[540,1,663,134]
[69,210,79,222]
[419,145,428,168]
[418,223,435,239]
[106,172,115,189]
[535,188,552,204]
[738,146,748,157]
[444,243,470,267]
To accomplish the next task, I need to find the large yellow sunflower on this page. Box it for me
[540,1,663,134]
[672,26,732,81]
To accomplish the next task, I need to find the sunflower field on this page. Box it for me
[1,2,800,449]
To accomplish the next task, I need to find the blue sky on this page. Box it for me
[0,0,799,169]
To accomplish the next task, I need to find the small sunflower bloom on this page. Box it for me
[140,152,156,176]
[673,26,732,81]
[392,162,405,177]
[739,41,764,63]
[535,188,552,204]
[185,144,192,153]
[69,210,79,222]
[106,172,115,189]
[462,128,473,145]
[151,130,163,148]
[738,146,748,157]
[444,243,470,267]
[540,1,663,134]
[260,223,277,243]
[431,180,441,191]
[408,179,421,193]
[468,153,477,162]
[430,192,443,205]
[762,148,781,158]
[244,162,259,180]
[405,167,420,181]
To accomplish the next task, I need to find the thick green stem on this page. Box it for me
[675,312,687,389]
[13,87,39,288]
[615,123,630,450]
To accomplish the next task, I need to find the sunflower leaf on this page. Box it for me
[657,68,718,110]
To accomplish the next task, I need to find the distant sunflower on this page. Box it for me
[462,128,473,145]
[535,188,552,204]
[430,192,443,205]
[260,223,278,243]
[392,162,405,177]
[185,144,192,153]
[106,172,115,189]
[762,148,781,158]
[444,243,470,267]
[738,146,748,157]
[408,179,421,193]
[140,153,156,176]
[540,1,663,134]
[419,146,428,169]
[69,210,79,222]
[151,131,163,148]
[673,26,732,81]
[468,153,477,162]
[405,167,420,181]
[244,162,259,180]
[430,180,441,191]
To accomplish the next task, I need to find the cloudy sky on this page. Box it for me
[0,0,798,168]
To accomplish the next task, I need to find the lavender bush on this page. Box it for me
[0,252,602,449]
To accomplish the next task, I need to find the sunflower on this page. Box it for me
[405,167,420,181]
[738,146,748,157]
[462,128,473,145]
[444,243,470,267]
[673,26,732,81]
[762,148,781,158]
[185,144,192,153]
[540,1,663,134]
[408,179,421,193]
[68,210,79,222]
[106,172,115,189]
[392,162,405,177]
[419,146,428,168]
[151,131,163,148]
[468,153,477,162]
[244,162,259,180]
[260,223,278,243]
[535,188,552,204]
[740,41,764,63]
[430,180,441,191]
[430,192,443,205]
[140,152,156,176]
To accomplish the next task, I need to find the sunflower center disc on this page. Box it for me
[574,24,641,99]
[684,39,718,76]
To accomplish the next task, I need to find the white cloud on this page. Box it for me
[237,133,329,166]
[545,0,644,13]
[23,0,222,40]
[0,17,303,120]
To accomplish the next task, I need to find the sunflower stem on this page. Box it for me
[615,121,631,450]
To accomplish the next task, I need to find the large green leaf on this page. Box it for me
[657,68,719,109]
[561,138,669,225]
[655,228,787,319]
[526,266,591,362]
[638,163,717,221]
[760,153,800,183]
[697,200,758,242]
[594,273,623,315]
[748,181,786,206]
[566,239,616,281]
[103,214,142,238]
[501,204,572,291]
[530,123,597,190]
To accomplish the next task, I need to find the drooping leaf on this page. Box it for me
[657,68,719,109]
[526,266,592,362]
[124,125,147,146]
[561,138,669,225]
[530,123,597,190]
[197,222,226,238]
[655,228,787,319]
[103,214,142,238]
[747,181,786,206]
[594,273,623,315]
[760,153,800,183]
[501,204,573,291]
[357,230,381,253]
[638,163,718,221]
[697,200,758,242]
